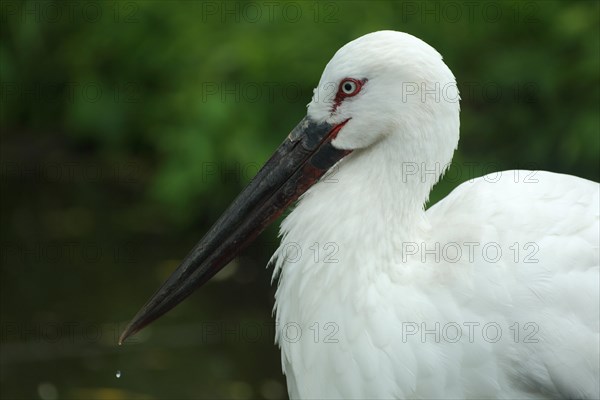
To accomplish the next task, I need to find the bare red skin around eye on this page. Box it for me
[331,78,367,113]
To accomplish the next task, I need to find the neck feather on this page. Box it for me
[272,129,453,281]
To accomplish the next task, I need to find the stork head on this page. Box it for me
[310,31,460,174]
[119,31,460,344]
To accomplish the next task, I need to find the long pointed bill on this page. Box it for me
[119,116,351,344]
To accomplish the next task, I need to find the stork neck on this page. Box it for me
[278,133,440,270]
[336,139,432,239]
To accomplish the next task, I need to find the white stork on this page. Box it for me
[120,31,600,399]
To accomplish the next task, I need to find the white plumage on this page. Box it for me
[270,31,599,399]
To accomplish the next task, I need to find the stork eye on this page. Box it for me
[331,78,366,113]
[342,81,356,94]
[340,79,361,96]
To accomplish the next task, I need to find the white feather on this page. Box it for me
[271,31,599,399]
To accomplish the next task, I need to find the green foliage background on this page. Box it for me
[1,1,598,399]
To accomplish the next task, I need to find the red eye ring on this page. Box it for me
[332,78,367,113]
[339,78,363,96]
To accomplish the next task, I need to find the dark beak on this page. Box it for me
[119,116,351,344]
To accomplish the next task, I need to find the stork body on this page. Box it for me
[273,169,599,399]
[270,32,599,399]
[121,31,600,399]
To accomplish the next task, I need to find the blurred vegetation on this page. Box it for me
[1,1,598,399]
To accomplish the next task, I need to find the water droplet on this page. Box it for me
[115,370,121,379]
